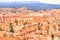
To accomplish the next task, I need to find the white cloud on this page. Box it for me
[38,0,60,4]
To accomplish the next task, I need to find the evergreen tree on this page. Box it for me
[9,23,14,33]
[37,22,40,30]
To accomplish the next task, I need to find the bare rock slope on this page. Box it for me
[0,8,60,40]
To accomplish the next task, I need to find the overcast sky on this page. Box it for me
[0,0,60,4]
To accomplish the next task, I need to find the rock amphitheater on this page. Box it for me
[0,8,60,40]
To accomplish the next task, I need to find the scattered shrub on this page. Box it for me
[51,33,54,40]
[23,22,28,25]
[0,28,4,31]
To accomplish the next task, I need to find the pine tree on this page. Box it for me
[37,22,40,30]
[9,23,14,33]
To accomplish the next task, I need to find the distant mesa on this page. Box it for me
[0,2,60,10]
